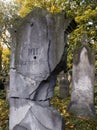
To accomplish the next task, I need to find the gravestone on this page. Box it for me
[67,45,96,119]
[59,72,69,98]
[9,8,66,130]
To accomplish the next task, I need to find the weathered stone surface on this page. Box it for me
[67,45,96,119]
[10,8,65,99]
[9,98,62,130]
[9,8,66,130]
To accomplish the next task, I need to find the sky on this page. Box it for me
[3,0,12,2]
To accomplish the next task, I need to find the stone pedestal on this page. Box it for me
[67,45,96,119]
[9,8,66,130]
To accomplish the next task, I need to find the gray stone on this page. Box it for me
[67,45,96,119]
[9,8,66,130]
[9,98,62,130]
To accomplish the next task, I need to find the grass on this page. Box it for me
[50,86,97,130]
[51,96,97,130]
[0,90,9,130]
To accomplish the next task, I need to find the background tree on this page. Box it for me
[0,0,19,48]
[67,0,97,73]
[0,1,97,130]
[0,0,19,86]
[0,0,97,82]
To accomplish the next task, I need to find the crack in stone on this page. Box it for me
[9,8,69,130]
[30,48,66,101]
[10,67,16,70]
[29,108,52,130]
[47,40,51,73]
[13,124,27,130]
[46,82,50,100]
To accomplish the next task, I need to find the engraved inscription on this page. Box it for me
[28,48,39,56]
[16,41,49,77]
[17,46,43,66]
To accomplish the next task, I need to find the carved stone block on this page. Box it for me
[9,8,66,130]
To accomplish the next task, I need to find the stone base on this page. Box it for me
[9,98,63,130]
[67,102,96,119]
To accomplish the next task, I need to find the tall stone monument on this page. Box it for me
[67,44,96,119]
[9,8,67,130]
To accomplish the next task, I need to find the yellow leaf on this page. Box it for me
[65,113,70,117]
[66,121,70,125]
[63,110,66,114]
[69,124,74,128]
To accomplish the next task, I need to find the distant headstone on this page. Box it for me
[0,79,4,90]
[67,45,96,119]
[9,8,66,130]
[95,74,97,87]
[59,72,69,98]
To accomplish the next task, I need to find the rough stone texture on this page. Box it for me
[59,72,69,99]
[9,8,66,130]
[67,45,96,119]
